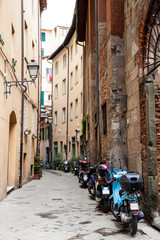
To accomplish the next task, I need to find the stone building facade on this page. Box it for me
[76,0,160,219]
[76,0,127,166]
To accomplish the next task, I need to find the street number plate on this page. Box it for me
[130,202,139,210]
[102,187,110,195]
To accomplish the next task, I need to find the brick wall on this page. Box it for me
[111,0,124,37]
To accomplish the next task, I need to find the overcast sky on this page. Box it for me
[41,0,76,29]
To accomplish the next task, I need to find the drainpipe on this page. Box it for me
[95,0,99,125]
[37,2,41,154]
[47,59,53,166]
[19,0,24,188]
[63,45,69,161]
[76,41,85,117]
[95,0,100,162]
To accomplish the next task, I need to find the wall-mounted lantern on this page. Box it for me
[4,59,39,98]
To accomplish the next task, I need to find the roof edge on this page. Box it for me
[48,10,76,60]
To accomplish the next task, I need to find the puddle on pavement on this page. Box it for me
[95,227,127,236]
[47,171,62,176]
[36,209,68,219]
[52,198,62,201]
[79,221,92,225]
[36,212,58,219]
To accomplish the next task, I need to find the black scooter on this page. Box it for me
[88,164,98,197]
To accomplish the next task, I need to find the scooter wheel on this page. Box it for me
[110,199,121,221]
[102,198,108,213]
[129,215,137,236]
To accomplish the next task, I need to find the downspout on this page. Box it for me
[47,59,53,166]
[95,0,99,125]
[63,45,69,161]
[37,1,40,153]
[95,0,100,161]
[76,41,85,117]
[19,0,24,187]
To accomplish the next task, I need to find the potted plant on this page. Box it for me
[34,153,42,179]
[24,128,31,135]
[12,58,17,67]
[53,158,60,170]
[32,133,37,139]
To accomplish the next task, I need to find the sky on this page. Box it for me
[41,0,76,29]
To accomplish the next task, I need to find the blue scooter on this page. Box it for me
[109,166,144,235]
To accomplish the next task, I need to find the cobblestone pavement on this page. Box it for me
[0,170,159,240]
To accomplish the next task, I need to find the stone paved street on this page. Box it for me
[0,170,159,240]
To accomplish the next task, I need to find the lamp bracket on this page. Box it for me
[4,78,35,98]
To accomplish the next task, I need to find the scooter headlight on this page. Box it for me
[129,193,136,199]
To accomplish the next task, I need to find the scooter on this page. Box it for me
[64,160,69,172]
[109,166,144,235]
[78,160,89,187]
[95,163,111,213]
[88,164,98,197]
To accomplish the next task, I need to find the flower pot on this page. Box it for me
[34,174,40,180]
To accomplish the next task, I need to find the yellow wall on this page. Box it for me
[0,0,41,200]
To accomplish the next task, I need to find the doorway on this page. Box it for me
[8,111,17,187]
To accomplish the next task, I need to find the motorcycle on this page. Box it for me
[64,160,69,172]
[78,159,89,187]
[87,164,98,197]
[73,161,79,175]
[109,147,144,235]
[95,163,111,213]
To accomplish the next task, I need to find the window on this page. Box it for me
[70,103,73,121]
[46,68,52,76]
[71,45,73,61]
[60,141,63,153]
[41,48,44,57]
[62,107,66,123]
[48,94,52,100]
[62,79,66,94]
[24,21,28,58]
[24,97,27,130]
[75,99,78,118]
[32,41,35,59]
[55,84,58,99]
[81,92,83,113]
[63,54,66,68]
[11,24,15,58]
[75,65,78,84]
[69,141,71,152]
[70,72,73,89]
[41,32,46,41]
[102,103,107,135]
[55,61,58,74]
[54,111,57,125]
[81,56,83,76]
[32,106,34,133]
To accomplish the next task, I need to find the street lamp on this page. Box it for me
[27,59,39,79]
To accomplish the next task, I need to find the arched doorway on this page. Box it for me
[8,111,17,187]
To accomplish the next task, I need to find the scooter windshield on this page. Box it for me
[109,146,127,171]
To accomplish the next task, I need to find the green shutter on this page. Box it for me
[41,91,44,105]
[41,32,45,41]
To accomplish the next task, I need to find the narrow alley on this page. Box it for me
[0,170,159,240]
